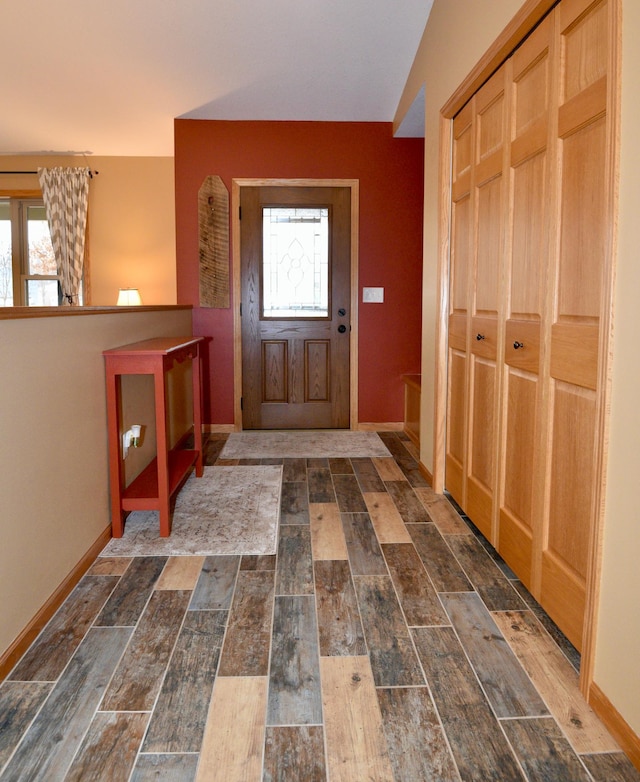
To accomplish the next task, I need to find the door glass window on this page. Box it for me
[262,207,329,318]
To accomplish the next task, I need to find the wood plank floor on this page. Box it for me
[1,431,639,782]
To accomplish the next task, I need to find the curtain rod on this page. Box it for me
[0,169,99,177]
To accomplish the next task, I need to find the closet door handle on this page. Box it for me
[513,341,524,350]
[476,333,485,341]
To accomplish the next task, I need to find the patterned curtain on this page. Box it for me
[37,167,90,305]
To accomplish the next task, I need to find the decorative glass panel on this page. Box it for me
[262,207,329,318]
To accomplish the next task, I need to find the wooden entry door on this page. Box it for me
[240,185,351,429]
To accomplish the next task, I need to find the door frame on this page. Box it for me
[232,178,359,430]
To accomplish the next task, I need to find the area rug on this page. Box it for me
[100,465,282,557]
[220,431,392,459]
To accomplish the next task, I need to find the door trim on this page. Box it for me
[232,178,359,430]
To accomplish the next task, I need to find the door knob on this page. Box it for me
[476,333,485,341]
[513,341,524,350]
[338,324,347,333]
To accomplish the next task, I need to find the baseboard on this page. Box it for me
[0,524,111,682]
[356,422,403,432]
[419,460,433,487]
[589,682,640,771]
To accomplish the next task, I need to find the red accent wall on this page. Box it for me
[175,120,423,425]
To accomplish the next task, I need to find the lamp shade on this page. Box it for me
[116,288,142,306]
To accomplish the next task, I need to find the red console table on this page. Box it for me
[103,336,204,538]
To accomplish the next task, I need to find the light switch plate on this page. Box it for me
[363,287,384,303]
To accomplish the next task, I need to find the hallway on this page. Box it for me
[0,432,638,781]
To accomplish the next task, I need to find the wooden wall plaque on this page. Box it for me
[198,175,229,308]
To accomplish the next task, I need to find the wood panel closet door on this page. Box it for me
[445,102,474,508]
[444,0,616,653]
[541,0,610,651]
[465,68,508,542]
[498,16,555,590]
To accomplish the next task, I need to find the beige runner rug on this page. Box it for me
[100,465,281,557]
[220,430,391,459]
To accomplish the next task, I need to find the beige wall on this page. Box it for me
[0,155,176,306]
[398,0,639,740]
[0,308,192,660]
[594,0,640,737]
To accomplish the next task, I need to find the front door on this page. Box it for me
[240,185,351,429]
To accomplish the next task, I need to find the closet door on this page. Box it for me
[445,101,474,508]
[541,0,610,651]
[465,67,507,542]
[498,17,554,590]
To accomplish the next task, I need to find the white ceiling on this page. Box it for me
[1,0,432,157]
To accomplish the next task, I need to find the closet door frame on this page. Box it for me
[433,0,620,697]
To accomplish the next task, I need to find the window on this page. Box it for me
[262,206,330,318]
[0,197,63,306]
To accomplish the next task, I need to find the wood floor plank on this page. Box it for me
[364,492,412,544]
[329,457,354,474]
[87,556,132,576]
[0,681,52,769]
[320,655,394,782]
[500,717,592,782]
[155,555,205,590]
[332,473,368,513]
[95,556,167,626]
[341,512,387,576]
[204,436,228,465]
[132,753,199,782]
[282,457,307,482]
[241,554,277,571]
[381,543,448,626]
[314,559,366,656]
[492,610,619,753]
[412,626,525,781]
[414,488,471,534]
[190,555,239,610]
[371,456,406,482]
[512,580,581,672]
[408,524,473,592]
[142,610,227,753]
[441,592,548,718]
[263,726,327,782]
[309,503,349,560]
[445,535,525,610]
[351,457,386,492]
[581,752,640,781]
[307,467,336,503]
[280,482,310,525]
[377,686,461,782]
[268,595,322,726]
[385,481,431,523]
[65,711,149,782]
[376,432,429,487]
[354,575,424,686]
[9,575,119,681]
[217,570,275,677]
[101,590,191,712]
[196,676,268,782]
[276,525,314,596]
[0,627,131,782]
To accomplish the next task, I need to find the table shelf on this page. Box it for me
[122,449,199,510]
[103,336,205,537]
